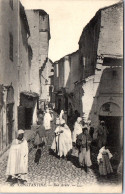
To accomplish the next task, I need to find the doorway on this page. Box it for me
[99,116,121,149]
[25,108,33,129]
[58,99,61,114]
[6,103,14,145]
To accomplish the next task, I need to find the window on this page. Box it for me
[102,103,110,112]
[9,33,13,61]
[9,0,13,9]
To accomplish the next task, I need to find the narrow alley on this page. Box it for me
[0,114,122,187]
[0,0,123,193]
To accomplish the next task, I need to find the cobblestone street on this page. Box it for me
[0,119,122,189]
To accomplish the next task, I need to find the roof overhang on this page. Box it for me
[20,91,39,98]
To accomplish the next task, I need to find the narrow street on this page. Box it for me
[0,1,123,193]
[0,117,121,188]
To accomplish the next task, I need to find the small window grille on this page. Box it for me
[102,103,110,112]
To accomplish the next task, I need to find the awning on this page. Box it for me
[103,58,123,66]
[20,91,39,98]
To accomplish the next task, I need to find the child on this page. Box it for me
[97,144,113,176]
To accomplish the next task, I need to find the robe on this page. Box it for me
[6,138,28,178]
[51,125,72,157]
[97,147,113,175]
[43,113,52,130]
[72,122,82,143]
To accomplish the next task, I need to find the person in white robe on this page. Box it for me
[72,117,83,143]
[97,145,113,176]
[59,110,64,121]
[51,119,72,158]
[43,108,52,130]
[6,129,28,184]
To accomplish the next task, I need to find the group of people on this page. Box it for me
[51,113,93,169]
[51,110,113,176]
[5,108,113,185]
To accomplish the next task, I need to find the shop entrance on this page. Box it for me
[25,107,33,129]
[6,103,14,144]
[99,102,122,151]
[99,116,121,149]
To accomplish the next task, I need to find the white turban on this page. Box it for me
[77,117,82,123]
[18,129,24,135]
[60,119,65,125]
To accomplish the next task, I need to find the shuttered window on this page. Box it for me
[9,33,13,61]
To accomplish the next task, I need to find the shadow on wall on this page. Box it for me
[87,66,123,148]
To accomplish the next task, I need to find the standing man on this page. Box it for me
[72,117,83,144]
[43,108,53,146]
[77,127,92,169]
[43,108,52,130]
[6,129,28,185]
[97,121,108,149]
[51,119,72,159]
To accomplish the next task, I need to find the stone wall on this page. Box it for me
[0,0,31,154]
[26,10,40,94]
[0,0,19,153]
[98,3,123,57]
[19,14,30,93]
[79,11,101,79]
[26,10,50,96]
[89,66,123,128]
[40,59,54,101]
[79,2,123,128]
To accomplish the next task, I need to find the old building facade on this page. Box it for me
[53,56,69,114]
[0,2,52,154]
[53,50,82,115]
[25,10,51,120]
[53,2,123,149]
[0,0,31,154]
[79,2,123,147]
[40,59,54,110]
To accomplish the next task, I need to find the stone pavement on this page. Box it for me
[0,117,122,188]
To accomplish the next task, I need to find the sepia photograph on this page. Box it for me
[0,0,123,193]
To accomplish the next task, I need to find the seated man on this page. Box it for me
[6,129,28,185]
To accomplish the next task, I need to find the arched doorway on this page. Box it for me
[99,102,122,149]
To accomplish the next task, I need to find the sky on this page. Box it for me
[21,0,120,62]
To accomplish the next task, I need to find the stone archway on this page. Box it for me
[99,102,122,148]
[99,102,122,117]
